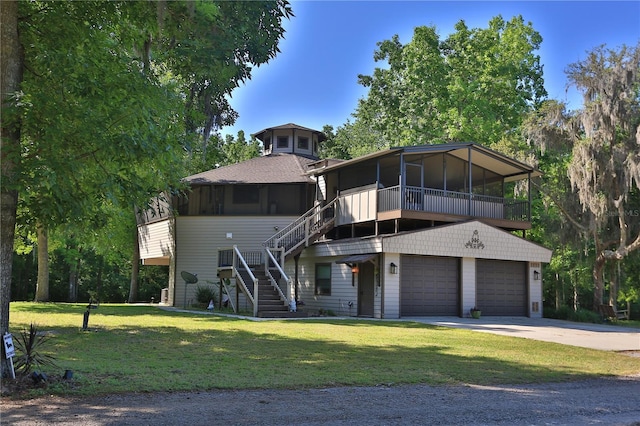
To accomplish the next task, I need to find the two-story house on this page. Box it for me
[137,123,552,318]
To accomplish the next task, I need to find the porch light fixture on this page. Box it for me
[351,265,359,274]
[390,262,398,274]
[533,270,540,281]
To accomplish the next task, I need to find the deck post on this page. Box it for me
[468,147,473,216]
[527,171,532,222]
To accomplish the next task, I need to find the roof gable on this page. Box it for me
[382,220,552,262]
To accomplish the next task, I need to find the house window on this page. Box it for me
[264,136,271,152]
[298,137,309,150]
[277,136,289,148]
[233,185,259,204]
[315,263,332,295]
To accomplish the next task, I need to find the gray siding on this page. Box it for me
[138,219,173,262]
[173,215,298,308]
[296,256,359,317]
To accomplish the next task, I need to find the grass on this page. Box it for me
[6,302,640,398]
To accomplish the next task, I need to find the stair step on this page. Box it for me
[259,296,282,303]
[259,301,287,309]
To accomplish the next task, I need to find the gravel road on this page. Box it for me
[2,375,639,425]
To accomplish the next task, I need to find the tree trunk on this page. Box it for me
[34,224,49,302]
[128,226,140,303]
[68,253,81,302]
[95,256,103,302]
[592,253,605,309]
[0,0,23,377]
[608,261,618,309]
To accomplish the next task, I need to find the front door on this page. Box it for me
[358,262,375,317]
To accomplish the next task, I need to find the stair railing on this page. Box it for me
[264,247,292,303]
[232,245,259,317]
[220,278,237,314]
[263,197,337,258]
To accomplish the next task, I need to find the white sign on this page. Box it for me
[3,333,15,359]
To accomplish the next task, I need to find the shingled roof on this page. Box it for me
[184,153,317,185]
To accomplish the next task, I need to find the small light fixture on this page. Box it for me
[390,262,398,274]
[351,265,359,274]
[533,270,540,281]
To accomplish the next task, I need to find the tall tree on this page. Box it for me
[1,0,23,376]
[353,15,546,150]
[1,1,292,377]
[525,44,640,308]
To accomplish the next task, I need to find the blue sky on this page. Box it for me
[221,1,639,138]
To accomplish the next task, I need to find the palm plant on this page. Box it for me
[13,323,58,375]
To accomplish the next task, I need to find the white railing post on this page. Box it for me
[253,277,259,317]
[232,245,238,276]
[304,216,310,247]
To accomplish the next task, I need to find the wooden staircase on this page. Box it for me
[221,198,337,318]
[253,269,307,318]
[263,199,337,263]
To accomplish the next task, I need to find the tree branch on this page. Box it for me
[530,179,588,233]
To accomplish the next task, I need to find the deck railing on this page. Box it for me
[378,185,529,222]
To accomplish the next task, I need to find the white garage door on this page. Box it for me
[401,255,459,316]
[476,259,527,316]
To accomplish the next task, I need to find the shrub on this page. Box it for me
[544,305,571,320]
[569,308,603,324]
[13,323,58,375]
[195,284,217,305]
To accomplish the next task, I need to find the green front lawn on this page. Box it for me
[6,302,640,397]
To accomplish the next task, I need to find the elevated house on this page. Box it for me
[138,123,552,318]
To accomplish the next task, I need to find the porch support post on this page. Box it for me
[468,147,473,216]
[527,171,532,222]
[400,153,405,209]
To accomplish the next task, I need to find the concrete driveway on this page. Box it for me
[406,316,640,351]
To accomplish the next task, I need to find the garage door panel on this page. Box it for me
[401,255,459,316]
[477,260,526,316]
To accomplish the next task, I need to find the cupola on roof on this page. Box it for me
[251,123,326,158]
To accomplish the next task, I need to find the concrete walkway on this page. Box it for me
[406,316,640,351]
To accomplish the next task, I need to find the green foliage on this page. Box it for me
[13,323,58,375]
[11,245,168,304]
[571,309,604,324]
[524,44,640,309]
[195,284,217,305]
[351,15,545,151]
[4,1,293,311]
[544,307,603,324]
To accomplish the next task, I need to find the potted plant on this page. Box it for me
[470,307,481,319]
